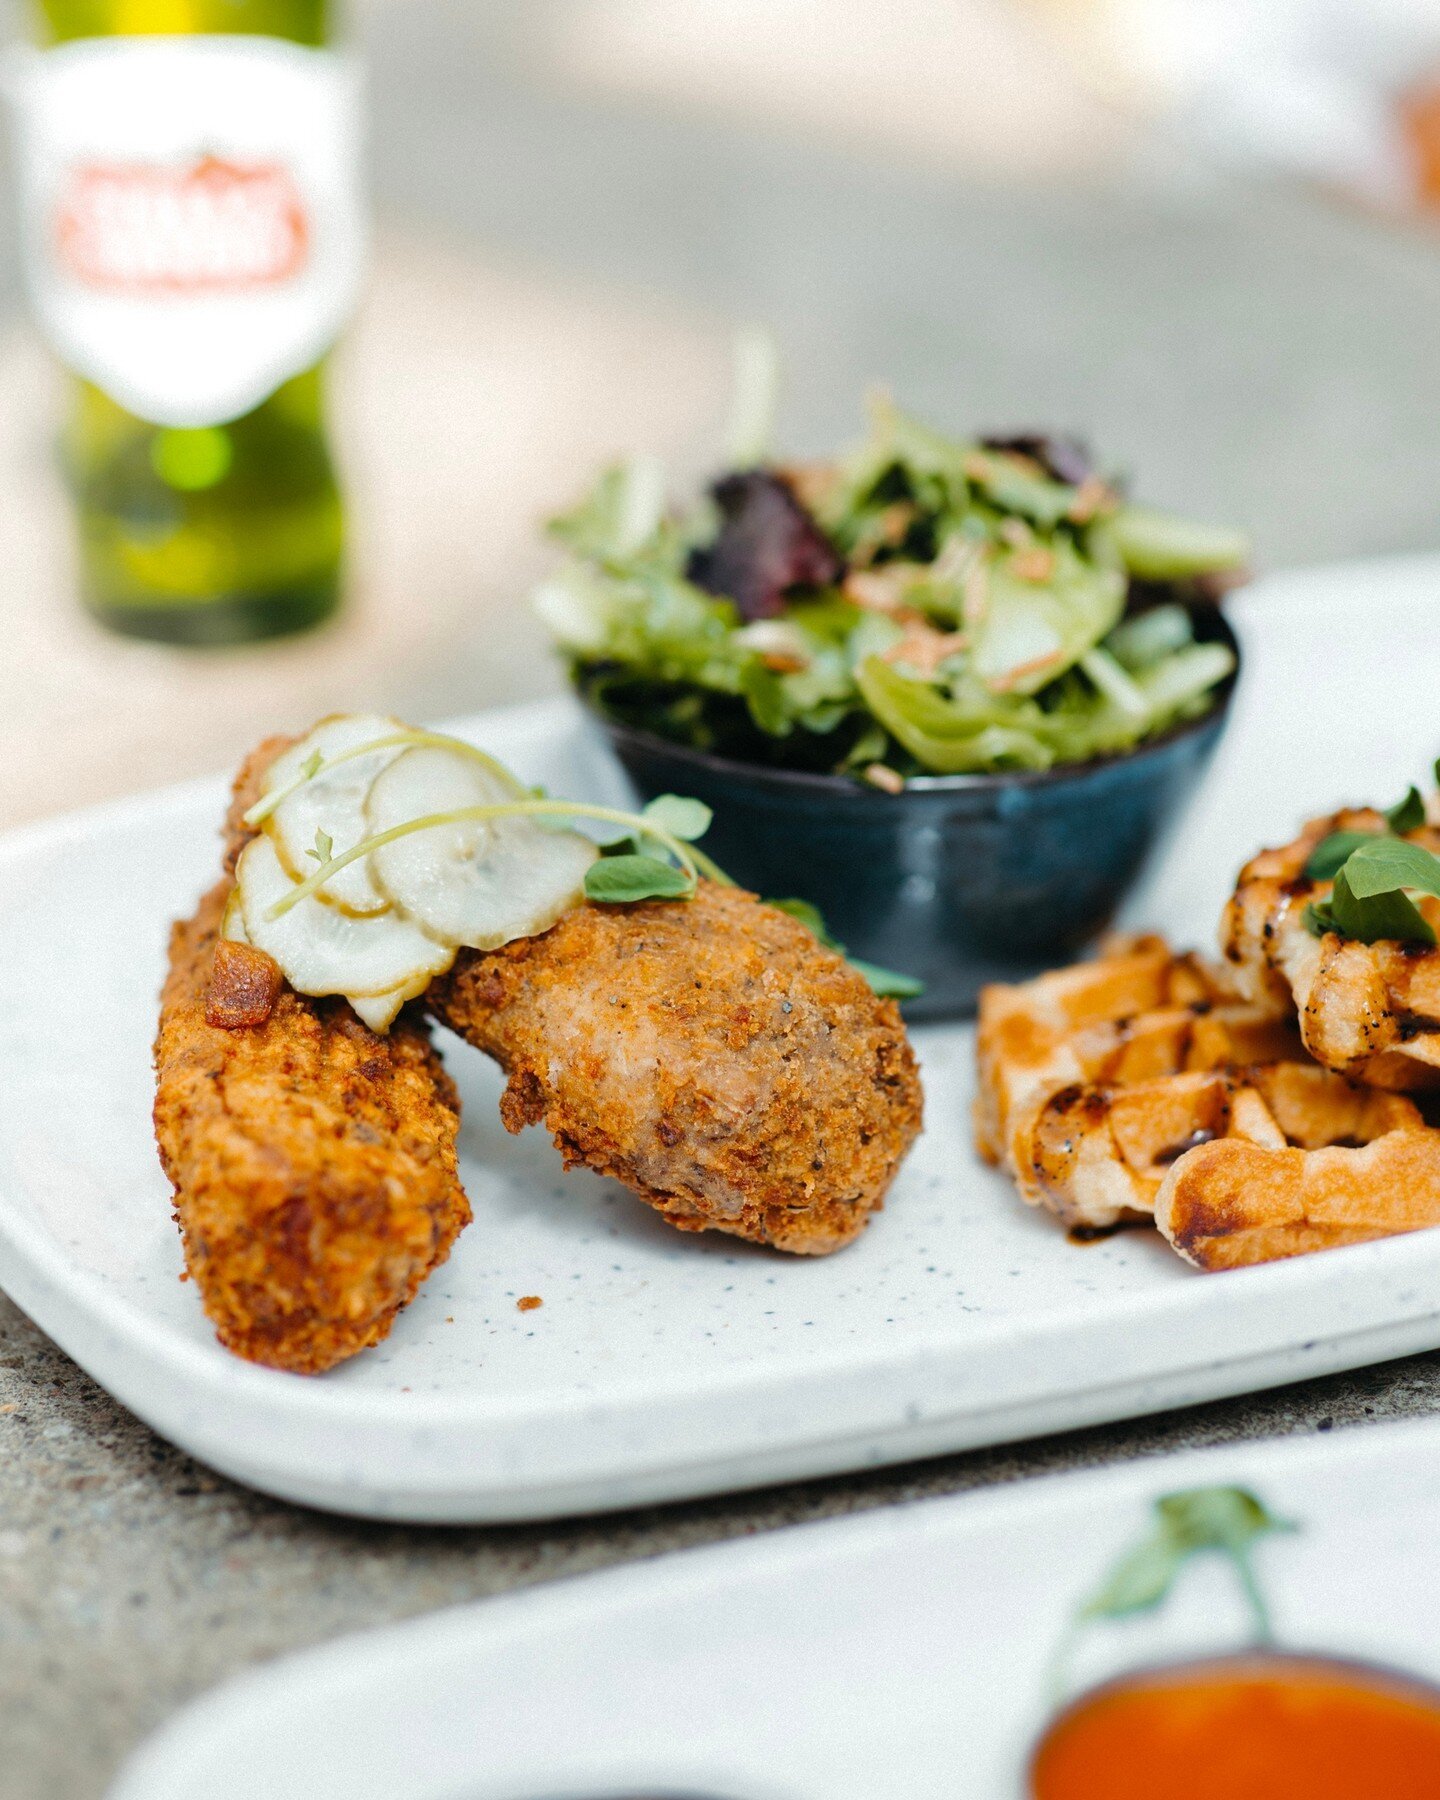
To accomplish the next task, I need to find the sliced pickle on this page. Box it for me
[348,981,431,1034]
[236,835,454,1003]
[220,887,250,943]
[260,713,408,917]
[366,746,597,949]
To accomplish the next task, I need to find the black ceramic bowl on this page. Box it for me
[588,613,1239,1020]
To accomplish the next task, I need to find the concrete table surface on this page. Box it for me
[6,3,1440,1794]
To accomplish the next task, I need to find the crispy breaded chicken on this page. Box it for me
[1221,807,1440,1089]
[153,745,470,1373]
[429,882,923,1254]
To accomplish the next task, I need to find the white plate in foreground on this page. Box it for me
[109,1415,1440,1800]
[4,556,1440,1522]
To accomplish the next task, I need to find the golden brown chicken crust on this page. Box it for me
[429,881,922,1254]
[1220,807,1440,1089]
[153,746,470,1373]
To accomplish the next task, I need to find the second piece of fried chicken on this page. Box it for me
[429,881,923,1254]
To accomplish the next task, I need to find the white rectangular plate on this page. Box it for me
[109,1415,1440,1800]
[5,556,1440,1523]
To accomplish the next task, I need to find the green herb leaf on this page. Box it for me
[584,854,693,905]
[769,896,839,947]
[846,957,926,1000]
[768,897,924,998]
[1304,897,1337,937]
[1341,835,1440,902]
[1328,865,1436,947]
[1079,1535,1186,1620]
[1386,785,1426,834]
[642,794,713,842]
[306,829,334,865]
[1079,1485,1295,1640]
[1304,830,1379,883]
[1304,801,1440,941]
[301,748,324,781]
[1154,1486,1280,1555]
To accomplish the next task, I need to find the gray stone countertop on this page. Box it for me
[4,1296,1439,1800]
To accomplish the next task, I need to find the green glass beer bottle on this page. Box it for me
[12,0,363,644]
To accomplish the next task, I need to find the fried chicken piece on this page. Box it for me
[975,935,1302,1227]
[1156,1125,1440,1269]
[153,746,470,1373]
[428,882,922,1254]
[1220,807,1440,1089]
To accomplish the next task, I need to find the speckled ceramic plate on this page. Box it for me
[5,556,1440,1523]
[108,1416,1440,1800]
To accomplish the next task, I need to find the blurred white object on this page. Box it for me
[1054,0,1440,203]
[544,0,1131,176]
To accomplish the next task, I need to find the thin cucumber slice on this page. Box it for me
[237,835,454,1003]
[261,713,408,917]
[366,746,597,950]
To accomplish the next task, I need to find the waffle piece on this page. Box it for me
[976,935,1440,1268]
[976,936,1301,1228]
[1157,1119,1440,1270]
[1029,1062,1420,1233]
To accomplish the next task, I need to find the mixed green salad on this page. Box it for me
[536,384,1249,782]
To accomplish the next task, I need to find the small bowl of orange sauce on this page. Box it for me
[1030,1652,1440,1800]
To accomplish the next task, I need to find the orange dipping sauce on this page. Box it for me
[1031,1655,1440,1800]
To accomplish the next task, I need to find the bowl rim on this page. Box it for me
[584,611,1241,799]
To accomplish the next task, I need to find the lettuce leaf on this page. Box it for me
[539,403,1243,778]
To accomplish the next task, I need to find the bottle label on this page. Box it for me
[8,36,365,426]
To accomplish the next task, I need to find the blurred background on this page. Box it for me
[5,0,1440,825]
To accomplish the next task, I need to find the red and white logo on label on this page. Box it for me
[54,154,310,294]
[16,35,364,422]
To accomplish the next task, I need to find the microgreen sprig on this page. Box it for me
[768,897,924,999]
[1077,1487,1293,1641]
[248,726,924,995]
[1307,838,1440,947]
[1302,780,1432,885]
[1048,1485,1296,1699]
[265,796,731,922]
[1303,770,1440,946]
[1387,784,1427,835]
